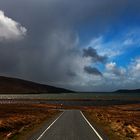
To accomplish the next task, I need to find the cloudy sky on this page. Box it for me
[0,0,140,91]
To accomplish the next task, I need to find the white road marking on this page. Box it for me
[80,111,103,140]
[36,112,64,140]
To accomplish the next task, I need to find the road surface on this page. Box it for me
[31,110,104,140]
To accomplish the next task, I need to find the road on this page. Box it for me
[31,110,104,140]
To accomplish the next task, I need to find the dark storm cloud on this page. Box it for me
[83,47,107,63]
[84,66,102,76]
[0,0,140,90]
[0,45,22,78]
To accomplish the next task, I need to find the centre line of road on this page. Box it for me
[80,111,103,140]
[36,112,64,140]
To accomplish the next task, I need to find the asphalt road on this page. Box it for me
[32,110,103,140]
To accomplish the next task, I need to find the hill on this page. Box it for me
[0,76,72,94]
[115,89,140,93]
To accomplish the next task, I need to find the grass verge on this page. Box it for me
[0,104,60,140]
[83,104,140,140]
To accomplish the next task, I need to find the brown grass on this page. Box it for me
[0,104,60,140]
[83,104,140,140]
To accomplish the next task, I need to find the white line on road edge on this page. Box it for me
[80,111,103,140]
[36,112,64,140]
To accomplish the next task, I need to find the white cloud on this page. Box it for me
[84,28,140,61]
[123,28,140,47]
[123,38,134,46]
[84,36,122,58]
[99,58,140,91]
[105,62,126,76]
[129,58,140,77]
[106,62,116,70]
[0,10,27,41]
[77,31,140,91]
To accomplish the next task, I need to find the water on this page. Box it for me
[0,92,139,100]
[0,93,139,106]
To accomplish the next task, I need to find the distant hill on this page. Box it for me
[115,89,140,93]
[0,76,73,94]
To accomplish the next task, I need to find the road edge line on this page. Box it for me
[80,111,103,140]
[36,112,64,140]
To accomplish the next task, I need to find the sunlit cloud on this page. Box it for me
[0,10,27,42]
